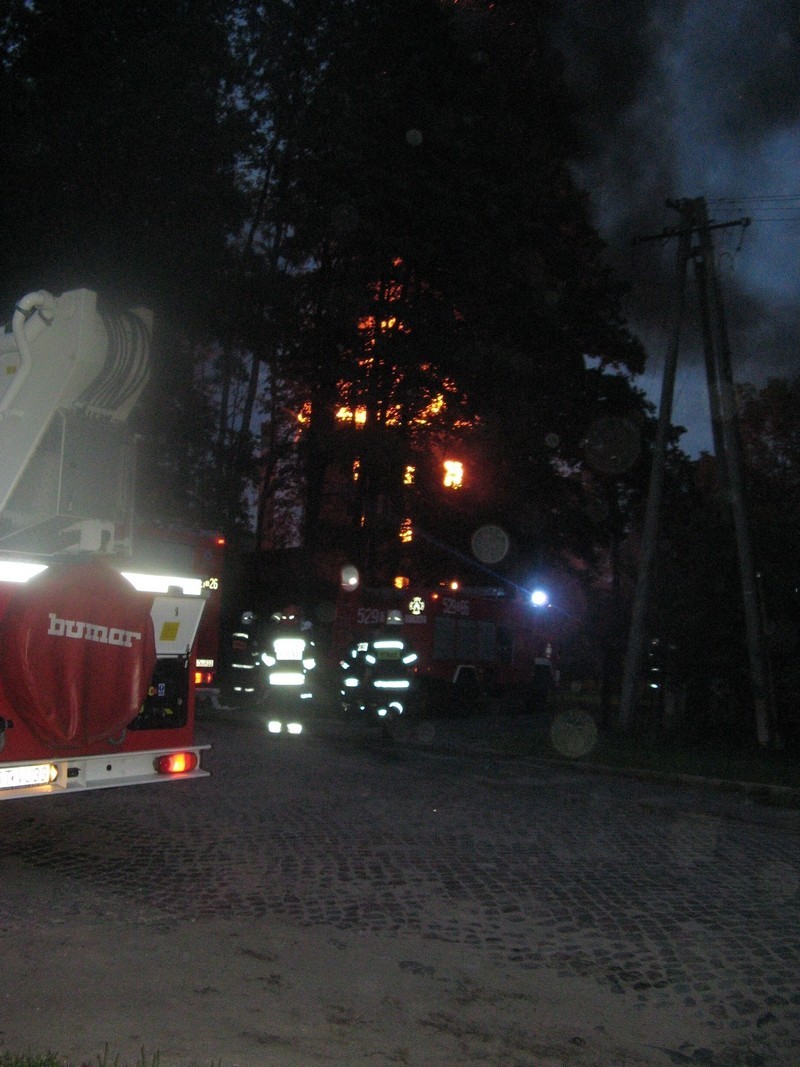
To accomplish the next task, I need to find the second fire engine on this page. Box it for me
[332,578,559,716]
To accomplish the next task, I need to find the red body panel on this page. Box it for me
[0,569,197,766]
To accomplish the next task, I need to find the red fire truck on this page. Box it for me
[332,579,559,712]
[0,288,209,799]
[127,525,226,702]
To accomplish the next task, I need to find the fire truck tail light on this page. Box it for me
[155,752,199,776]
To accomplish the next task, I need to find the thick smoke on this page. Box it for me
[545,0,800,452]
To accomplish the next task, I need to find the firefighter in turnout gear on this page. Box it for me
[340,608,418,730]
[260,606,316,732]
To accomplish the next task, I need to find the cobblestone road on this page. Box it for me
[1,708,799,1066]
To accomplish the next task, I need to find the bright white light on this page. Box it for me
[531,589,549,607]
[267,721,282,733]
[287,722,303,734]
[121,571,202,596]
[341,564,360,589]
[0,762,58,789]
[0,561,48,583]
[374,679,410,689]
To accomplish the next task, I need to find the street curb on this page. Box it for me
[399,735,800,809]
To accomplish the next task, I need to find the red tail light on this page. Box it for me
[155,752,199,775]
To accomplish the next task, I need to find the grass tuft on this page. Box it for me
[0,1051,167,1067]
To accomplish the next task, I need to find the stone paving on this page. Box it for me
[1,707,799,1065]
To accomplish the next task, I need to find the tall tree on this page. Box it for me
[263,0,648,585]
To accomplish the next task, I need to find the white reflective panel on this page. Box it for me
[374,679,410,689]
[273,638,305,660]
[344,677,359,688]
[269,671,305,686]
[373,640,404,650]
[0,561,48,583]
[287,723,303,735]
[267,721,283,733]
[121,571,202,596]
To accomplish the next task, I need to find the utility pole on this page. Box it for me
[618,197,778,748]
[618,201,692,733]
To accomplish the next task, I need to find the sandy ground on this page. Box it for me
[4,913,723,1067]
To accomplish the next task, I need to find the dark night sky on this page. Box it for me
[549,0,800,455]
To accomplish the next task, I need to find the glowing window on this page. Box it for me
[399,518,413,543]
[403,465,415,486]
[443,460,464,489]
